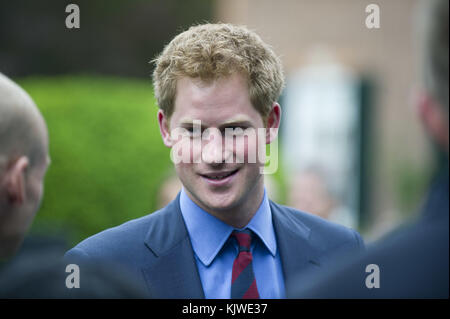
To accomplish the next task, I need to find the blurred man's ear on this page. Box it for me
[266,102,281,144]
[157,110,173,148]
[416,90,449,153]
[3,156,29,205]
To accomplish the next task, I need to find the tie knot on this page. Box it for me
[232,229,252,252]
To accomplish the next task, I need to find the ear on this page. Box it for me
[4,156,29,205]
[265,102,282,144]
[157,109,173,147]
[416,90,449,152]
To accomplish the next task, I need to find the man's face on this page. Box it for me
[0,121,49,258]
[21,118,50,237]
[159,73,268,214]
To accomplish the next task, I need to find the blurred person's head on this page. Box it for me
[0,73,50,260]
[157,173,182,209]
[415,0,449,158]
[152,23,283,227]
[288,168,335,220]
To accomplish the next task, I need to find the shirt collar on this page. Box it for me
[179,188,277,267]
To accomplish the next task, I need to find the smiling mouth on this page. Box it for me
[200,169,239,180]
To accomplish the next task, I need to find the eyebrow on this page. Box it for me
[179,120,253,129]
[221,119,253,127]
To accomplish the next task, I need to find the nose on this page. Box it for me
[201,130,224,164]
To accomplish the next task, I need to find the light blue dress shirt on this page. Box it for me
[179,188,286,299]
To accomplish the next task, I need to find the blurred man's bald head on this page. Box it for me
[0,73,48,168]
[0,73,49,259]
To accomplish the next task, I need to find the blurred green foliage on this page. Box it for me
[17,76,172,246]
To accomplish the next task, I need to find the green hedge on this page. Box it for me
[17,76,172,245]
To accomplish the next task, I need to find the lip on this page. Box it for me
[199,168,240,187]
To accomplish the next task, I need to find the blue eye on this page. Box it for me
[223,127,247,137]
[225,126,246,131]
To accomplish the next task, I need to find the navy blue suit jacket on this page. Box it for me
[65,194,364,298]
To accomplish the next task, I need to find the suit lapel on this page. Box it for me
[141,194,205,298]
[270,201,322,297]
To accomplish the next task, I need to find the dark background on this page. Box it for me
[0,0,213,77]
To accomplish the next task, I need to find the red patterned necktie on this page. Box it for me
[230,229,260,299]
